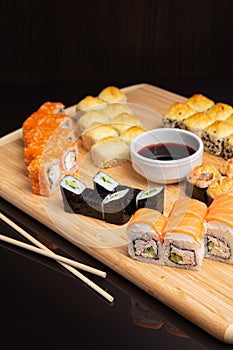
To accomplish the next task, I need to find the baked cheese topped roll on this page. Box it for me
[90,136,130,168]
[207,102,233,121]
[162,102,195,128]
[109,112,143,134]
[202,120,233,156]
[102,103,133,119]
[186,93,214,112]
[98,86,127,103]
[81,122,118,151]
[183,112,215,138]
[77,110,109,134]
[119,125,147,144]
[76,95,106,111]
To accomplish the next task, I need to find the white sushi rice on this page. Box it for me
[205,221,233,264]
[60,175,86,194]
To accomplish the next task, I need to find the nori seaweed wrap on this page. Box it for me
[93,171,119,198]
[102,188,136,225]
[79,188,104,220]
[60,175,87,213]
[136,187,164,213]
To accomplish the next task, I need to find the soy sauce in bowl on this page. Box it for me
[138,142,196,161]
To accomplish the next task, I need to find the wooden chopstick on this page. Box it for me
[0,212,114,303]
[0,233,106,278]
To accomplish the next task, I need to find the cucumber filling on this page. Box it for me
[169,244,196,265]
[207,235,230,259]
[133,239,158,259]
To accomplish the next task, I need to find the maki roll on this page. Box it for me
[205,194,233,264]
[185,163,222,204]
[222,134,233,160]
[207,102,233,121]
[202,120,233,156]
[60,177,104,220]
[60,140,79,175]
[93,171,119,198]
[79,188,104,221]
[136,187,164,213]
[98,86,127,103]
[60,176,87,213]
[102,188,136,225]
[182,112,215,138]
[126,208,167,265]
[162,102,195,129]
[219,158,233,178]
[27,155,62,196]
[206,177,233,206]
[163,197,207,270]
[186,93,214,112]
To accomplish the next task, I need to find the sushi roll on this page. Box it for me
[102,188,136,225]
[23,114,73,147]
[98,86,127,103]
[207,102,233,121]
[27,155,62,196]
[182,112,215,138]
[81,122,118,151]
[136,187,164,213]
[109,113,143,134]
[185,163,222,204]
[77,110,109,135]
[162,102,195,129]
[90,136,130,168]
[101,103,133,120]
[222,134,233,160]
[93,171,119,198]
[202,120,233,156]
[219,158,233,178]
[38,101,65,114]
[24,129,75,167]
[205,194,233,264]
[60,176,87,213]
[119,125,147,145]
[206,177,233,206]
[163,197,207,270]
[126,208,167,265]
[186,93,214,112]
[79,188,104,221]
[60,140,79,175]
[76,95,106,112]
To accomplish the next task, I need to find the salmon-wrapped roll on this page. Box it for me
[163,197,207,270]
[27,155,62,196]
[126,208,167,265]
[205,194,233,264]
[23,114,73,147]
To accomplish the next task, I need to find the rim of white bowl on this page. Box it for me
[130,128,203,165]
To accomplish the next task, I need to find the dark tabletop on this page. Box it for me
[1,81,233,350]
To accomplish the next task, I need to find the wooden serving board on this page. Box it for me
[1,83,233,344]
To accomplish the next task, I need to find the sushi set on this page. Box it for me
[1,83,233,344]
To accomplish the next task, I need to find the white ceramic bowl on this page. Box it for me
[130,128,203,184]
